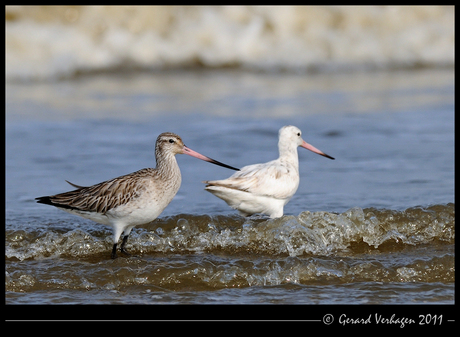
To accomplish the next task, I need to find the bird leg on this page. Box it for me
[111,243,118,259]
[110,235,133,259]
[120,235,132,257]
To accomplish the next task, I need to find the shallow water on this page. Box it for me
[5,68,454,307]
[6,206,455,301]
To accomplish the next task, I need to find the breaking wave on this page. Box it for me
[6,6,454,81]
[6,204,454,261]
[5,204,455,293]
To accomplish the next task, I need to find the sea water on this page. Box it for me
[5,6,454,311]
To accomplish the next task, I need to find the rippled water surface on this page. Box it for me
[6,68,454,307]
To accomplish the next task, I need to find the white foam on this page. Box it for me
[6,6,454,81]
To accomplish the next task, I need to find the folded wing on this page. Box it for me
[36,169,152,214]
[205,160,298,200]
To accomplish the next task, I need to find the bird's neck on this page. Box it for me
[278,143,299,169]
[156,152,181,180]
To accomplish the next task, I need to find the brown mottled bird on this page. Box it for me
[36,132,239,258]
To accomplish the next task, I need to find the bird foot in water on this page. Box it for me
[111,235,138,259]
[110,246,137,259]
[120,248,134,257]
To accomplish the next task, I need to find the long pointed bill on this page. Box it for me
[182,145,240,171]
[301,140,335,160]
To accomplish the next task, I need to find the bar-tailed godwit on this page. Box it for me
[204,125,334,218]
[36,132,239,258]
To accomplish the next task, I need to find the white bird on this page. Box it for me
[204,125,334,218]
[36,132,239,259]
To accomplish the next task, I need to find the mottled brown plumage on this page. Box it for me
[42,169,152,214]
[36,132,238,259]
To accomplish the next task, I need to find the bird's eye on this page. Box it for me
[169,139,175,143]
[297,132,301,136]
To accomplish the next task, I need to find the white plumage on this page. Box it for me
[204,125,334,218]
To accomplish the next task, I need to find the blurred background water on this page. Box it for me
[5,6,454,309]
[6,6,453,81]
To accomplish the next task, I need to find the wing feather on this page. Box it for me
[65,180,87,189]
[205,160,298,200]
[44,168,153,214]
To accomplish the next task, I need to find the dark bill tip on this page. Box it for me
[208,158,240,171]
[322,153,335,160]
